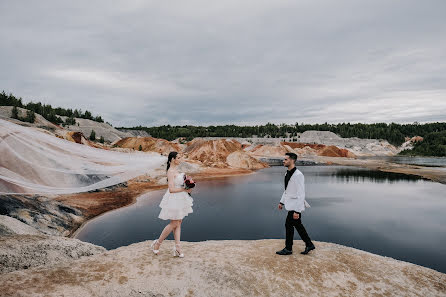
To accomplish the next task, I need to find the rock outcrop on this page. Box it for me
[0,234,105,274]
[0,195,84,237]
[0,215,43,236]
[1,239,444,296]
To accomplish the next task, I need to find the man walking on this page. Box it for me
[276,153,315,255]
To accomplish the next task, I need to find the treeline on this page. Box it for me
[399,131,446,157]
[1,91,104,125]
[11,106,35,123]
[119,122,446,146]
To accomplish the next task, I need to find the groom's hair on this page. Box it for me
[285,152,297,162]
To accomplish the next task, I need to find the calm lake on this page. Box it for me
[75,166,446,273]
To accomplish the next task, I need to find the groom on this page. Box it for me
[276,153,315,255]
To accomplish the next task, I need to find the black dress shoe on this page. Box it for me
[276,248,293,255]
[300,244,315,255]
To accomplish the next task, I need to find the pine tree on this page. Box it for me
[99,136,105,143]
[65,116,76,125]
[25,110,35,123]
[11,106,19,119]
[89,130,96,141]
[138,144,143,151]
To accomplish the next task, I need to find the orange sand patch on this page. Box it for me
[183,139,242,168]
[318,145,356,158]
[114,137,181,155]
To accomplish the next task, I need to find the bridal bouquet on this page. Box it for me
[184,175,195,196]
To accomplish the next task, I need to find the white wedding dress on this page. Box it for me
[158,172,194,220]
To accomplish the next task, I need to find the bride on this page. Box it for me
[151,151,193,258]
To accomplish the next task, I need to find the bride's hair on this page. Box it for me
[167,151,178,171]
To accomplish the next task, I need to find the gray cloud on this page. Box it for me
[1,0,445,127]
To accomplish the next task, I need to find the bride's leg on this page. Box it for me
[156,220,176,249]
[173,219,182,253]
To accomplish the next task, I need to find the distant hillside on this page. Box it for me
[399,131,446,157]
[1,90,105,126]
[120,122,446,147]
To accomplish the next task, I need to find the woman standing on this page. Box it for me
[151,151,193,257]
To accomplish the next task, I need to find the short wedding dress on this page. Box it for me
[158,172,194,220]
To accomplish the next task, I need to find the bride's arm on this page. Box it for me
[167,171,186,193]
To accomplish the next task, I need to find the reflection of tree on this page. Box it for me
[330,169,425,183]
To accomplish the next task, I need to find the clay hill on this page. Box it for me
[62,131,108,149]
[109,136,357,168]
[282,142,357,158]
[184,139,238,167]
[245,142,356,159]
[112,137,268,169]
[248,144,290,158]
[113,137,181,155]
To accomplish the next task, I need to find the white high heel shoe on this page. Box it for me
[150,239,160,255]
[173,244,184,258]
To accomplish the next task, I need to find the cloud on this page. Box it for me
[45,68,201,98]
[1,0,445,127]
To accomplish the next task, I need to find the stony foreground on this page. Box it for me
[1,239,445,297]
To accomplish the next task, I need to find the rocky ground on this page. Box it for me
[0,239,444,297]
[0,215,106,274]
[0,195,84,237]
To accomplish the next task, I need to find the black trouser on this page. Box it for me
[285,211,313,251]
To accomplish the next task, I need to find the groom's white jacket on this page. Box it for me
[280,168,310,213]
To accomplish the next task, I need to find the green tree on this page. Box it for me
[65,116,76,125]
[138,144,143,151]
[11,106,18,119]
[89,130,96,141]
[99,136,105,143]
[25,110,35,123]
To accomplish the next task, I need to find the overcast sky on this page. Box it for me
[1,0,446,127]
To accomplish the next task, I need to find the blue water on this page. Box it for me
[75,166,446,273]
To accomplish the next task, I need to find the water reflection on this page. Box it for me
[330,168,426,183]
[75,166,446,273]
